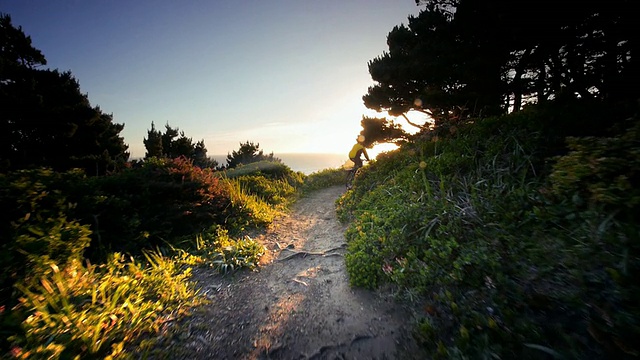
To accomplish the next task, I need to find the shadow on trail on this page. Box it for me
[152,186,423,360]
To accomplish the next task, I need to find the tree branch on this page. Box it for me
[401,113,427,130]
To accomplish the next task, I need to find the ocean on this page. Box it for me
[211,153,348,175]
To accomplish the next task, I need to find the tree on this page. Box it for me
[0,13,46,72]
[360,116,408,147]
[225,141,280,169]
[143,122,217,168]
[193,140,218,168]
[363,6,507,131]
[1,14,129,175]
[143,122,163,158]
[366,0,639,132]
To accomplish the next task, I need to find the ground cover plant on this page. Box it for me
[0,156,310,358]
[336,101,639,359]
[301,167,347,192]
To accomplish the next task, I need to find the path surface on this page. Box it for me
[156,186,422,359]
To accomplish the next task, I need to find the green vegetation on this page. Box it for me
[335,1,638,357]
[337,104,640,359]
[3,0,639,358]
[0,154,314,358]
[300,168,347,193]
[1,15,343,356]
[1,14,130,176]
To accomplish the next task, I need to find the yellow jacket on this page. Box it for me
[349,143,369,160]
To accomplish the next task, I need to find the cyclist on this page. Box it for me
[349,134,370,169]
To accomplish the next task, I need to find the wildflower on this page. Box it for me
[419,161,427,169]
[382,263,393,275]
[11,347,22,357]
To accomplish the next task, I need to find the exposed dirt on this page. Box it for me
[154,186,424,359]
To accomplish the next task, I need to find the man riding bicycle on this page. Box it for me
[349,134,370,168]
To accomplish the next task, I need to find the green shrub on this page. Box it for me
[539,118,640,357]
[338,105,640,358]
[233,175,296,208]
[84,156,233,257]
[222,160,305,187]
[0,169,93,307]
[302,168,347,191]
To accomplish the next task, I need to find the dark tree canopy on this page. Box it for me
[225,141,280,169]
[143,122,218,168]
[365,0,639,132]
[1,14,129,175]
[359,116,408,148]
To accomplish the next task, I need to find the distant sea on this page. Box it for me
[211,153,347,175]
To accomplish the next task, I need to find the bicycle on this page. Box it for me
[345,160,366,190]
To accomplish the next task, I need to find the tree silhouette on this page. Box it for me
[143,122,217,168]
[143,122,163,158]
[360,116,408,147]
[366,1,639,131]
[1,14,129,175]
[226,141,280,169]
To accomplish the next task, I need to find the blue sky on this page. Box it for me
[1,1,422,158]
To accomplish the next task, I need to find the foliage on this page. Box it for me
[0,153,317,357]
[364,1,638,130]
[225,141,281,169]
[337,103,640,359]
[233,175,296,208]
[359,115,408,147]
[541,119,640,356]
[143,122,217,168]
[9,252,204,359]
[176,226,266,274]
[84,156,232,257]
[1,14,129,175]
[302,168,346,192]
[222,160,305,193]
[221,178,282,233]
[0,169,92,309]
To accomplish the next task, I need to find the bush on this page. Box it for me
[222,160,304,187]
[0,169,92,310]
[84,157,233,257]
[302,168,347,192]
[233,175,296,208]
[337,104,640,358]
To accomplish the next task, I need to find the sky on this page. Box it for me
[1,0,424,159]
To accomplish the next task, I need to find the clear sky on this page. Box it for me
[1,0,423,159]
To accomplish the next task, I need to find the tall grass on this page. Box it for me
[11,253,204,359]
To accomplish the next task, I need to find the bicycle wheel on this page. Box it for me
[346,167,359,190]
[345,169,356,190]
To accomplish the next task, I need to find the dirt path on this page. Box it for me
[156,186,421,359]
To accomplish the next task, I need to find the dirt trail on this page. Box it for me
[157,186,422,359]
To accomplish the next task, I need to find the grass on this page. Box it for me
[336,109,640,358]
[2,160,346,359]
[11,252,204,359]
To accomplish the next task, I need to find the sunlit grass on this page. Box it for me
[175,226,266,274]
[301,168,347,192]
[3,160,362,359]
[12,252,205,359]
